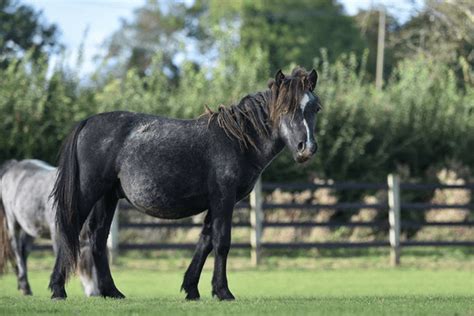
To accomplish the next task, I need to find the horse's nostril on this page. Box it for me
[297,142,305,152]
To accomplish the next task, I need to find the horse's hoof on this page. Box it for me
[112,292,126,299]
[21,288,33,296]
[181,282,201,301]
[184,289,200,301]
[212,288,235,301]
[50,288,67,300]
[103,287,126,299]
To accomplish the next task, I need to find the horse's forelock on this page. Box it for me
[269,67,311,124]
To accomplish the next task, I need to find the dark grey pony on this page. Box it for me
[49,67,321,300]
[0,159,100,296]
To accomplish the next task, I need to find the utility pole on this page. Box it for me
[375,7,386,90]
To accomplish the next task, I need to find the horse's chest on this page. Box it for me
[236,173,260,201]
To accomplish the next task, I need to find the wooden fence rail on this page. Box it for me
[104,174,474,266]
[31,174,473,266]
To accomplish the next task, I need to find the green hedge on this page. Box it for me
[1,50,472,183]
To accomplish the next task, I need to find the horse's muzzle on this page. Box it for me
[295,141,317,163]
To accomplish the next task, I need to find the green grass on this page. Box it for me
[0,253,473,315]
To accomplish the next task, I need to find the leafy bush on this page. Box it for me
[0,50,472,186]
[0,56,81,163]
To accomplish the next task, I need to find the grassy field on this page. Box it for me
[0,250,473,315]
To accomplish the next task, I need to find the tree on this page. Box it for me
[390,0,474,85]
[102,0,191,79]
[203,0,365,72]
[186,0,364,70]
[102,0,367,80]
[187,0,363,70]
[0,0,61,66]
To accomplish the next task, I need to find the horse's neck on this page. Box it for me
[244,97,285,170]
[209,90,285,171]
[250,127,285,170]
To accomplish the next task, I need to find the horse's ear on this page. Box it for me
[308,69,318,91]
[275,69,285,86]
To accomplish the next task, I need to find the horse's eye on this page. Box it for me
[316,105,322,113]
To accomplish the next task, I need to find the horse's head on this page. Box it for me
[269,67,321,163]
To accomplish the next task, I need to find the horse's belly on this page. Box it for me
[14,211,50,238]
[138,206,206,219]
[10,200,51,238]
[128,194,208,219]
[119,155,209,219]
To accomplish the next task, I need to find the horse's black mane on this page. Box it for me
[205,67,313,150]
[205,91,272,150]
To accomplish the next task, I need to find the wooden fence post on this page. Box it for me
[250,177,263,266]
[108,203,120,264]
[387,174,401,266]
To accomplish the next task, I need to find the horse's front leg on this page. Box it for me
[182,211,213,300]
[210,190,236,300]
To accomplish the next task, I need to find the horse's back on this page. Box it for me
[74,111,252,219]
[1,159,56,237]
[3,160,55,182]
[76,111,217,218]
[77,110,211,179]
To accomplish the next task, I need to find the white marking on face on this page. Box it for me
[299,93,312,146]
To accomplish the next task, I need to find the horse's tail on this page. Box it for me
[0,159,18,274]
[50,119,88,279]
[0,203,14,275]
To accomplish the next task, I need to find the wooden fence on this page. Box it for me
[108,174,474,266]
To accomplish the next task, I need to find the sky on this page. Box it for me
[22,0,423,75]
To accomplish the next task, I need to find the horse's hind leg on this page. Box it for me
[49,195,99,299]
[83,191,124,299]
[78,232,100,297]
[181,211,212,300]
[17,230,34,295]
[9,224,34,295]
